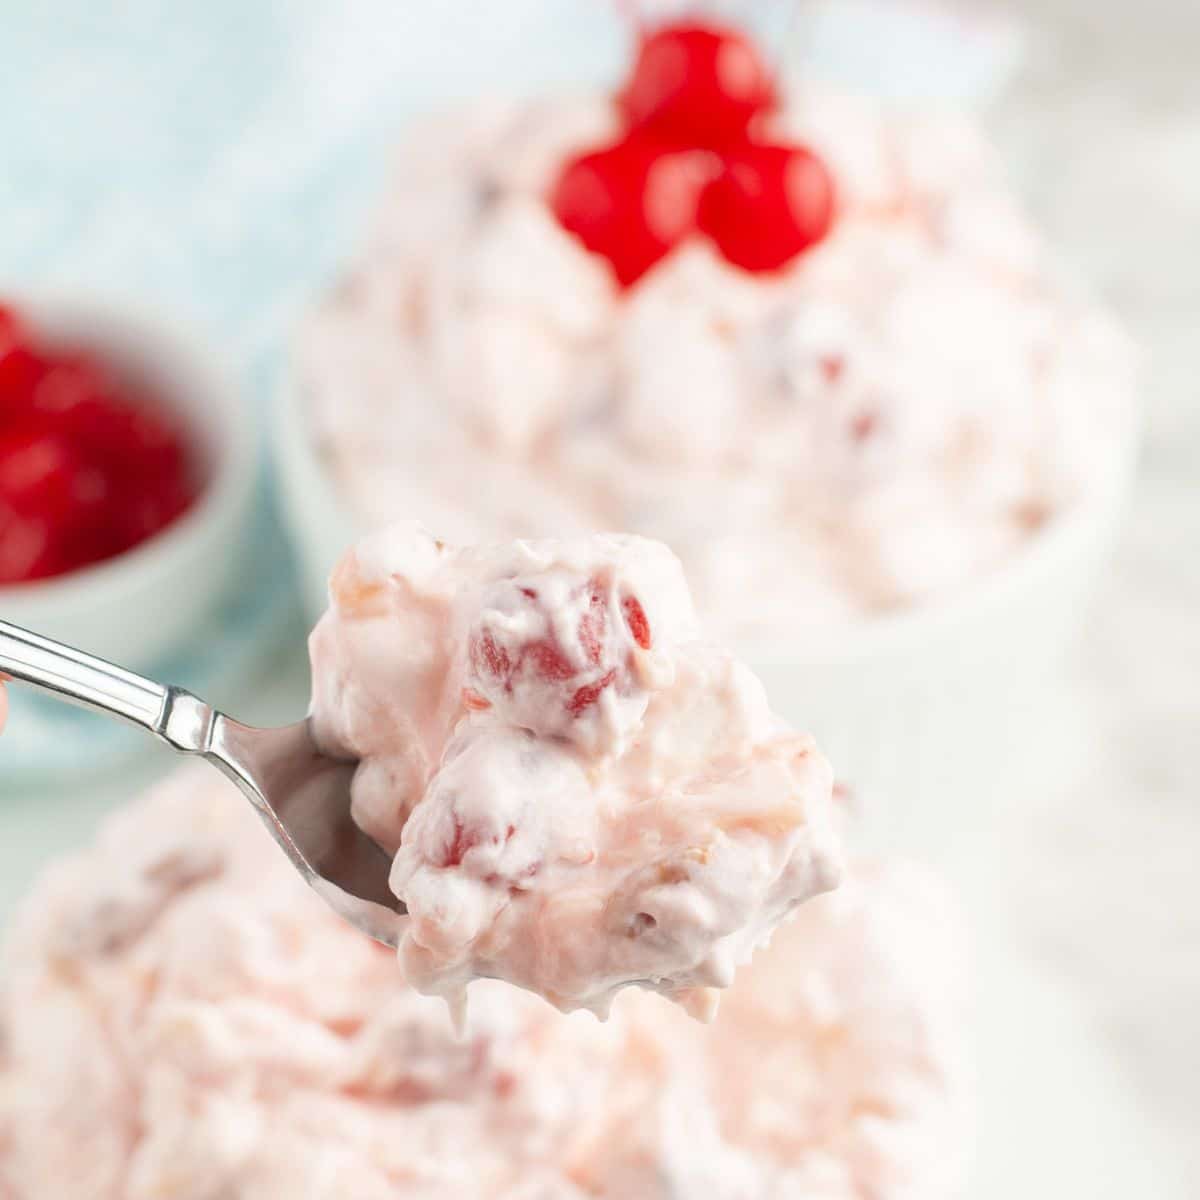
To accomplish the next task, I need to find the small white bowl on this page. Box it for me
[273,372,1137,850]
[0,296,258,671]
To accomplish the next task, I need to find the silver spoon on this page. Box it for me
[0,619,404,946]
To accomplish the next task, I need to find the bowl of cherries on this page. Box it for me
[0,295,256,668]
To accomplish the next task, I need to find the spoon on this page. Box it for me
[0,619,404,945]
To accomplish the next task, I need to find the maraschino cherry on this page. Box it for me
[552,139,713,287]
[551,17,834,288]
[0,302,200,585]
[699,142,835,272]
[621,21,776,145]
[466,576,652,723]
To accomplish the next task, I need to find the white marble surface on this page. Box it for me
[1,1,1197,1194]
[988,0,1200,1185]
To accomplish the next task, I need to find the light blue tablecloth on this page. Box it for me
[0,0,1018,775]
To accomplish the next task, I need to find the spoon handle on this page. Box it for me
[0,619,169,732]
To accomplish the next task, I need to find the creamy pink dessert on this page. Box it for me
[298,20,1135,645]
[309,524,841,1018]
[0,765,968,1199]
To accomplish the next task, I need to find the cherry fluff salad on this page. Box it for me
[0,765,966,1200]
[299,16,1135,644]
[308,525,842,1019]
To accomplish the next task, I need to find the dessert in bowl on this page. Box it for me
[0,763,967,1199]
[278,17,1137,833]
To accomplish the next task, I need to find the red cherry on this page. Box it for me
[0,428,98,526]
[472,630,512,683]
[567,668,618,717]
[527,639,575,681]
[466,573,653,736]
[621,594,652,649]
[551,136,709,287]
[0,512,68,584]
[552,139,656,287]
[698,142,835,273]
[644,146,717,242]
[621,22,776,146]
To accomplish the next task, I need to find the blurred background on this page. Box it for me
[1,1,1196,1195]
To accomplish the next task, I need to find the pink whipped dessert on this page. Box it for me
[309,524,841,1018]
[298,18,1135,644]
[0,765,968,1199]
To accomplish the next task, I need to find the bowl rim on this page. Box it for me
[273,364,1139,666]
[0,292,259,610]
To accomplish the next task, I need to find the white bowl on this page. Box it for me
[0,296,258,671]
[273,372,1137,850]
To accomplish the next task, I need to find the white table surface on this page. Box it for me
[2,1,1197,1195]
